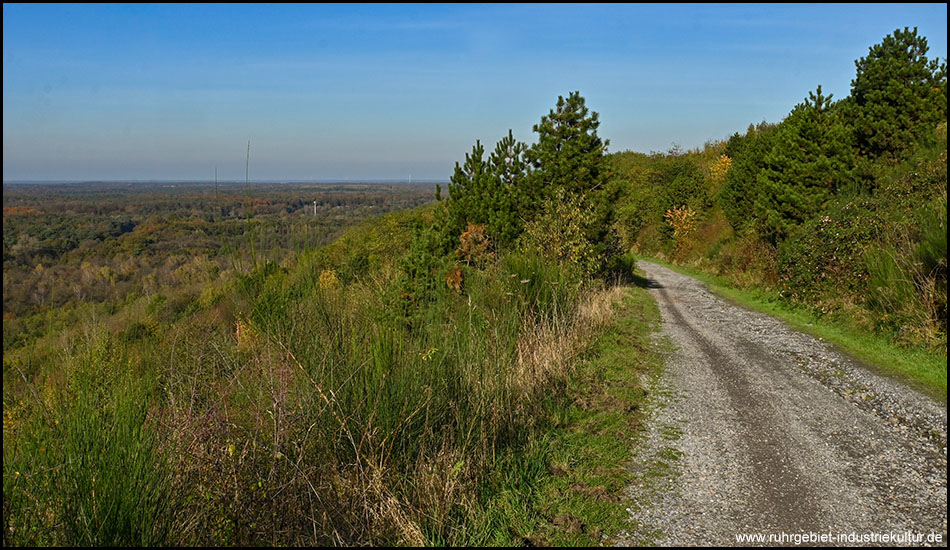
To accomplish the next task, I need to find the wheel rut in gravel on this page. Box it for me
[656,284,823,533]
[618,261,947,547]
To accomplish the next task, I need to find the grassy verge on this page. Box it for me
[639,255,947,401]
[474,283,665,546]
[3,203,670,546]
[2,249,662,546]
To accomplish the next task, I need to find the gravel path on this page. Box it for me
[617,261,947,547]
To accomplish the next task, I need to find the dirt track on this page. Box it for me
[618,261,947,547]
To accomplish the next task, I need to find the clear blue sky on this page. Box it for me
[3,3,947,182]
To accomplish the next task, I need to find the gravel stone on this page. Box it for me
[616,261,947,547]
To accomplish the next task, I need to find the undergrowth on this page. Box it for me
[2,208,648,546]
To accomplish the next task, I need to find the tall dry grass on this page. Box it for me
[3,242,627,546]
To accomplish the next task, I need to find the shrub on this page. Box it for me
[521,188,600,280]
[664,205,697,259]
[457,222,495,266]
[777,198,880,306]
[3,335,175,546]
[866,196,947,345]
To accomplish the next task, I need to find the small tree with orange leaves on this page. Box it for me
[456,222,494,266]
[445,266,463,292]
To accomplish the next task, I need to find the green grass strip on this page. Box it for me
[473,285,664,546]
[638,256,946,401]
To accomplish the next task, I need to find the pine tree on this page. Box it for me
[718,122,779,233]
[524,92,615,266]
[755,86,855,242]
[445,140,491,239]
[445,131,529,249]
[849,27,947,158]
[525,91,610,209]
[486,130,528,247]
[446,92,616,266]
[661,156,707,215]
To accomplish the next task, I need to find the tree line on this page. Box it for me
[611,27,946,348]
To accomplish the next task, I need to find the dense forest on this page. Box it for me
[2,28,946,546]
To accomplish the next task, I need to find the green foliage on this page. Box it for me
[611,149,708,256]
[392,222,455,325]
[618,29,947,353]
[487,130,530,247]
[864,196,947,343]
[718,122,779,232]
[754,87,855,242]
[523,90,613,265]
[610,152,661,248]
[849,27,948,159]
[776,198,880,305]
[446,140,493,237]
[859,128,947,343]
[660,156,708,215]
[200,225,608,544]
[445,131,528,248]
[525,91,610,219]
[521,188,601,281]
[320,206,432,283]
[445,92,619,273]
[3,196,618,546]
[501,250,579,319]
[865,245,918,320]
[772,126,947,347]
[4,336,174,546]
[915,197,948,279]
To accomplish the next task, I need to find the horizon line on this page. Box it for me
[3,178,448,185]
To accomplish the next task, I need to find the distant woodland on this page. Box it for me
[3,182,433,347]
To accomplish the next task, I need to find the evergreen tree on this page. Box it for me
[754,86,855,242]
[525,92,616,265]
[486,130,529,247]
[718,122,779,233]
[525,91,610,209]
[849,27,947,159]
[446,92,616,265]
[445,140,492,240]
[445,131,530,249]
[661,156,707,215]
